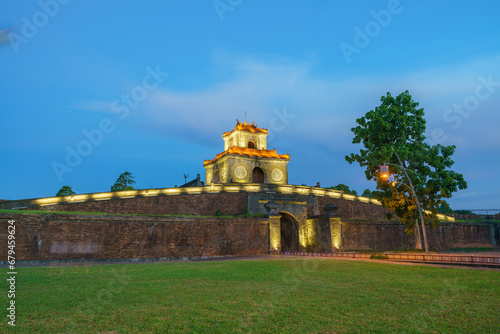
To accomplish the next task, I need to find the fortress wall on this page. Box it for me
[33,192,249,217]
[0,214,268,262]
[340,221,493,251]
[316,196,392,220]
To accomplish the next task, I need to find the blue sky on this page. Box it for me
[1,0,499,210]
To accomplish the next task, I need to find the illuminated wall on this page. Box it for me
[330,218,342,250]
[224,130,268,150]
[204,120,289,185]
[205,155,289,185]
[269,216,281,252]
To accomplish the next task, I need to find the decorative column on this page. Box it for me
[265,201,281,253]
[324,204,342,251]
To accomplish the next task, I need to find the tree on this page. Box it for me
[438,202,454,214]
[362,189,372,198]
[345,91,467,233]
[56,185,76,197]
[325,184,358,196]
[110,171,136,192]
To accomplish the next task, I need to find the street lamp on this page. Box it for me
[380,150,429,254]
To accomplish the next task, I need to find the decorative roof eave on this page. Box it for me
[222,119,268,137]
[203,146,290,166]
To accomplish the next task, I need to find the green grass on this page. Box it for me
[2,259,499,333]
[455,219,500,223]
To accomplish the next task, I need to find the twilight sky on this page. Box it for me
[1,0,499,210]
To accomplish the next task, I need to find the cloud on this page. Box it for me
[138,54,499,154]
[73,53,500,155]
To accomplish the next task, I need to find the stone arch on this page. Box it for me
[252,167,265,183]
[213,169,220,183]
[248,140,256,149]
[279,211,299,252]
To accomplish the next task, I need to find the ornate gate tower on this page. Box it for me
[203,120,290,184]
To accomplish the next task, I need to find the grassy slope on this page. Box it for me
[2,259,499,333]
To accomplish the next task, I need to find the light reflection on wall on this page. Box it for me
[13,184,455,222]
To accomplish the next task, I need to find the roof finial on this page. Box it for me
[244,111,246,124]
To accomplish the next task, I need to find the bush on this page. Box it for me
[370,254,387,260]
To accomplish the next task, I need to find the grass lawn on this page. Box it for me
[2,259,499,333]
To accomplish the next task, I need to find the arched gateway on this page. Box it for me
[279,211,299,252]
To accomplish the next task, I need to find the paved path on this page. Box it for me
[16,252,500,271]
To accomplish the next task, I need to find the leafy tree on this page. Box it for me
[453,209,474,215]
[345,91,467,233]
[56,185,76,197]
[362,189,372,198]
[110,171,136,192]
[438,202,454,214]
[325,184,358,196]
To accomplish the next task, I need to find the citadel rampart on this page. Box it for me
[0,214,268,261]
[0,213,494,263]
[0,184,414,221]
[1,185,494,263]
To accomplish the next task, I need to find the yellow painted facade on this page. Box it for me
[204,120,290,185]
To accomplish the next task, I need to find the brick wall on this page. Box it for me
[0,213,268,261]
[316,197,391,220]
[40,192,248,216]
[340,221,493,251]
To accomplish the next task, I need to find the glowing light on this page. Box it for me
[244,185,261,192]
[371,199,382,205]
[358,196,370,203]
[163,188,182,195]
[185,187,203,194]
[380,165,390,179]
[278,186,293,193]
[69,194,89,202]
[326,190,342,198]
[222,120,268,138]
[92,192,113,200]
[224,186,241,192]
[207,185,223,193]
[35,197,61,206]
[436,213,455,222]
[312,189,326,196]
[118,190,138,197]
[142,190,159,197]
[204,146,289,166]
[296,187,311,195]
[269,217,281,251]
[330,219,342,250]
[343,194,356,201]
